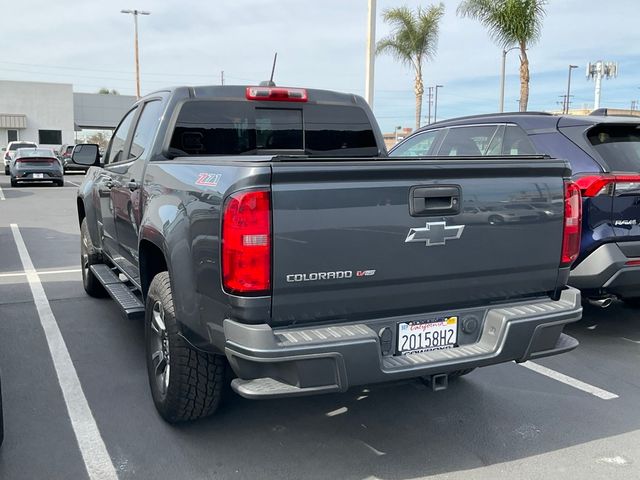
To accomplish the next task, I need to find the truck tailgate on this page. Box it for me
[270,157,570,325]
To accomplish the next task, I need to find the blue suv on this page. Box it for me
[390,112,640,307]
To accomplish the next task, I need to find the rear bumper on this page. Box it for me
[570,242,640,298]
[13,170,63,181]
[224,288,582,399]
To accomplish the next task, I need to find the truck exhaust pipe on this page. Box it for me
[588,297,613,308]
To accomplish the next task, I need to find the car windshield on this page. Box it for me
[9,142,36,150]
[16,148,54,158]
[588,124,640,171]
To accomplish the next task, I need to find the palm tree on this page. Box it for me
[457,0,546,112]
[377,4,445,130]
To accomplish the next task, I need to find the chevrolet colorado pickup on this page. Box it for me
[72,85,583,423]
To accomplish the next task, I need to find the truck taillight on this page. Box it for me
[222,190,271,295]
[561,181,582,266]
[574,174,640,197]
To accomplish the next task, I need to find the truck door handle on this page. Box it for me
[127,180,140,191]
[409,185,461,216]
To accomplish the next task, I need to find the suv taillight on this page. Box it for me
[574,174,640,197]
[222,190,271,295]
[561,181,582,266]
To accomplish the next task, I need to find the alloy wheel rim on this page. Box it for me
[150,300,170,396]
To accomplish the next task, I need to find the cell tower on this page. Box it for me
[586,61,618,110]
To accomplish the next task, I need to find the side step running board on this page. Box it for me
[90,264,145,320]
[231,377,341,399]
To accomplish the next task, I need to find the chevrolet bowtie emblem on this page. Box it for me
[405,221,465,246]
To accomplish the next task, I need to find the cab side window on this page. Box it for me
[104,107,138,165]
[390,130,440,156]
[129,100,163,161]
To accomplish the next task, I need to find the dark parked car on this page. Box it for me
[10,147,64,187]
[391,112,640,307]
[71,85,581,423]
[58,144,80,172]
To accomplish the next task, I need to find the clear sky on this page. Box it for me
[1,0,637,132]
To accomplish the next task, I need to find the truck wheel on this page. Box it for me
[4,166,8,175]
[80,218,107,298]
[145,272,226,423]
[10,179,17,187]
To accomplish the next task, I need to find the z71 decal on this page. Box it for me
[195,173,222,187]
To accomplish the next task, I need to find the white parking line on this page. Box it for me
[10,224,118,480]
[67,180,80,187]
[520,361,619,400]
[0,268,81,278]
[0,185,4,200]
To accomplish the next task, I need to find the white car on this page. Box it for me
[4,141,38,174]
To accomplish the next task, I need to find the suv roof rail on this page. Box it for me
[426,111,553,127]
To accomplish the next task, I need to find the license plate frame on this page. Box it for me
[33,173,44,179]
[396,316,458,355]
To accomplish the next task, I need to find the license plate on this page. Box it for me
[33,173,44,179]
[397,316,458,355]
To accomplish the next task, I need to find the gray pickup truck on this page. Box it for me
[71,85,583,423]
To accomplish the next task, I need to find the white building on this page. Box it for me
[0,80,75,148]
[0,80,136,149]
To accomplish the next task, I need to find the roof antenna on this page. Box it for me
[259,53,278,87]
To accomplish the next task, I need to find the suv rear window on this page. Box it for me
[588,124,640,171]
[169,101,378,157]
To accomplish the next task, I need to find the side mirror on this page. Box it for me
[71,144,101,166]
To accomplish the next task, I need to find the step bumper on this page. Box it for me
[225,288,582,399]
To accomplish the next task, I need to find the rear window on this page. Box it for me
[17,148,54,158]
[169,101,378,157]
[10,142,36,150]
[588,124,640,171]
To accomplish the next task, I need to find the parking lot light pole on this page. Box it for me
[499,47,519,113]
[434,85,443,123]
[365,0,377,107]
[564,65,578,114]
[121,9,151,99]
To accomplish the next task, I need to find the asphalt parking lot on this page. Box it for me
[0,172,639,480]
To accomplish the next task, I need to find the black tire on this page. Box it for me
[80,218,108,297]
[4,166,8,175]
[145,272,227,423]
[56,180,64,187]
[10,179,17,187]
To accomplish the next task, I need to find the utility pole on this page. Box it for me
[426,87,434,124]
[587,61,618,110]
[564,65,578,114]
[121,9,151,98]
[434,85,443,123]
[365,0,377,107]
[499,47,519,113]
[221,71,224,86]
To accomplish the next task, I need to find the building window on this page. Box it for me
[38,130,62,145]
[7,129,18,142]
